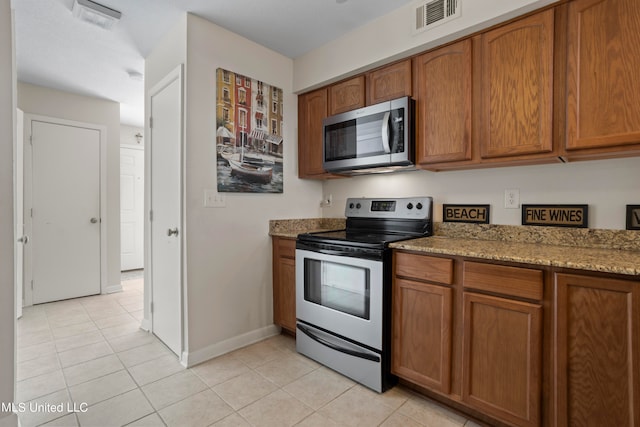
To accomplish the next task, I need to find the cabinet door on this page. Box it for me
[275,257,296,332]
[414,39,472,165]
[367,60,412,105]
[328,76,365,115]
[566,0,640,151]
[462,292,541,427]
[554,273,640,427]
[480,9,554,159]
[392,278,453,394]
[272,238,296,333]
[298,89,328,177]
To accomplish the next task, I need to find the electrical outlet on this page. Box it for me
[204,189,226,208]
[320,194,332,208]
[504,189,520,209]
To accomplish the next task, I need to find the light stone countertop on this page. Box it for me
[269,219,640,276]
[268,218,346,239]
[390,236,640,276]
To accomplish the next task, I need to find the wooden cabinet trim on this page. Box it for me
[463,261,543,301]
[395,252,454,285]
[462,292,542,427]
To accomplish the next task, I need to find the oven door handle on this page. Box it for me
[297,324,380,363]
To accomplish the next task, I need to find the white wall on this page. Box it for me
[0,0,16,424]
[145,13,323,362]
[120,124,144,148]
[17,82,121,290]
[293,0,556,91]
[322,158,640,230]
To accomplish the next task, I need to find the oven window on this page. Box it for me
[303,258,370,319]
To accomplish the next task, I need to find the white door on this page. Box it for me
[15,109,24,318]
[29,119,101,304]
[150,66,183,356]
[121,146,144,271]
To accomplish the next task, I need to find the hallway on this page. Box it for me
[16,277,481,427]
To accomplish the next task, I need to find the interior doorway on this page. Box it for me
[23,115,106,305]
[148,65,184,358]
[120,144,144,271]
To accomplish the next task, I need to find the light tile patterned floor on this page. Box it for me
[16,278,483,427]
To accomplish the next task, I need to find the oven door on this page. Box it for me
[295,248,383,350]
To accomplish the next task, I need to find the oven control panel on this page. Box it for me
[345,197,432,219]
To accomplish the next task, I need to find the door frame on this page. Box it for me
[144,64,186,359]
[15,108,23,318]
[22,114,107,307]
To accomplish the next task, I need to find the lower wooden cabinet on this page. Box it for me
[393,251,640,427]
[392,278,452,393]
[462,292,541,427]
[554,273,640,427]
[272,237,296,333]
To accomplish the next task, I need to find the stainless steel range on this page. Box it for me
[295,196,433,392]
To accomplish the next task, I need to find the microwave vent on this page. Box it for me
[413,0,461,34]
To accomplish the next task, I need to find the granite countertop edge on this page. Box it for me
[391,236,640,276]
[269,219,640,276]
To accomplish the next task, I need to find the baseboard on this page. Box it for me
[181,324,280,368]
[139,318,151,332]
[103,283,123,294]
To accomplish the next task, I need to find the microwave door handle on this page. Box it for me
[381,111,391,153]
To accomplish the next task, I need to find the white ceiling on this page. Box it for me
[13,0,414,127]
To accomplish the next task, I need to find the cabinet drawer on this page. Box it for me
[463,261,543,301]
[276,238,296,259]
[395,252,453,285]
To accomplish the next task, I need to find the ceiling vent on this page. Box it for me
[413,0,461,34]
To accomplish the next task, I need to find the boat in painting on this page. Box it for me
[220,150,273,183]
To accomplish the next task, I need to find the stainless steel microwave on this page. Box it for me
[322,96,414,174]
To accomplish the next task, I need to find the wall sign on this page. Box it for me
[626,205,640,230]
[443,204,490,224]
[522,204,588,228]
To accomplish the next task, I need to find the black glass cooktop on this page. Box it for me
[297,229,419,248]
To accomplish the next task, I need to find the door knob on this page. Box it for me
[167,228,179,237]
[17,235,28,244]
[90,217,99,224]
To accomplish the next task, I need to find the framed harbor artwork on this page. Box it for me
[215,68,284,193]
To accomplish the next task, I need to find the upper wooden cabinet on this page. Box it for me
[328,76,365,115]
[298,88,328,178]
[367,60,412,105]
[565,0,640,154]
[479,9,555,159]
[414,39,472,165]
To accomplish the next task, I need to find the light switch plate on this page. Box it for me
[204,189,226,208]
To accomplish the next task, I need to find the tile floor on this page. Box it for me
[17,276,483,427]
